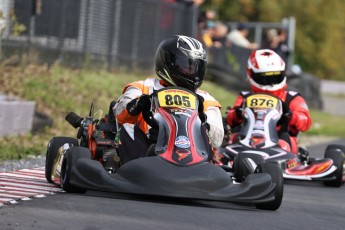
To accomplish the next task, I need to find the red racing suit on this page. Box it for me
[114,78,224,148]
[226,90,312,154]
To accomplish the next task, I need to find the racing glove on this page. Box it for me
[126,94,151,116]
[278,102,292,132]
[279,101,292,124]
[234,106,243,120]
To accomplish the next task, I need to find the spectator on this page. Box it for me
[272,29,290,65]
[200,21,215,48]
[226,23,259,50]
[262,28,278,49]
[196,10,216,43]
[212,21,230,47]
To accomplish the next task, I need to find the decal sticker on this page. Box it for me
[176,149,191,161]
[157,89,196,109]
[246,94,279,109]
[175,136,190,148]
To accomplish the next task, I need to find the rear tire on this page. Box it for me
[323,149,344,187]
[60,146,91,193]
[45,137,78,183]
[255,163,284,211]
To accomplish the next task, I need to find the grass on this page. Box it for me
[0,63,344,161]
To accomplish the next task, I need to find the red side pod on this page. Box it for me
[186,110,206,165]
[158,107,178,164]
[159,108,206,166]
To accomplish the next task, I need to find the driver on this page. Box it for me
[113,35,224,164]
[226,49,312,160]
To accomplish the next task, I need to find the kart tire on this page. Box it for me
[323,149,344,187]
[325,144,345,156]
[45,137,79,183]
[255,163,284,211]
[233,153,265,182]
[60,146,91,193]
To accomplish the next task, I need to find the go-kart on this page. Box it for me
[214,93,345,187]
[45,87,284,210]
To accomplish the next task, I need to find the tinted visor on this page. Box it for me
[252,71,285,86]
[173,55,207,90]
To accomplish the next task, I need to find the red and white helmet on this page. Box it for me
[247,49,286,95]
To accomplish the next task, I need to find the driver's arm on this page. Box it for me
[288,96,312,132]
[114,86,142,125]
[205,106,224,148]
[226,95,245,128]
[197,90,225,148]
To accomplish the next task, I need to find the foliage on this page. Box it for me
[202,0,345,81]
[9,9,26,36]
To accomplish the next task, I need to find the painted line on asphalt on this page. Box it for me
[0,168,63,206]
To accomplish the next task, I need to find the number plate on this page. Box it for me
[157,89,196,109]
[246,94,279,109]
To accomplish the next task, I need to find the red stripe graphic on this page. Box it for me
[0,168,63,206]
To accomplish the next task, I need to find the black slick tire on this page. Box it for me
[45,137,78,183]
[255,162,284,211]
[60,146,91,193]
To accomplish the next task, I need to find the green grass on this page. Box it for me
[0,64,344,161]
[308,110,345,137]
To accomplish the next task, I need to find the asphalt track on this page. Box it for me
[0,139,344,230]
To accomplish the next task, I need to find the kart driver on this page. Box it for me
[226,49,312,160]
[113,35,224,164]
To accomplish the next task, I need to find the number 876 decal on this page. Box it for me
[246,94,279,109]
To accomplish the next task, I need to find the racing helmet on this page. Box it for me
[247,49,286,95]
[155,35,207,91]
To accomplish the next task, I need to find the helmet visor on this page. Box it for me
[252,71,285,86]
[174,56,207,90]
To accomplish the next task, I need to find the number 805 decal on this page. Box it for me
[157,90,196,109]
[246,94,279,109]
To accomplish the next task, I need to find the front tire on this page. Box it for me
[323,149,344,187]
[233,153,265,182]
[255,163,284,211]
[60,146,91,193]
[45,137,78,183]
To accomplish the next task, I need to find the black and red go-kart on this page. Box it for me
[214,93,345,187]
[45,87,284,210]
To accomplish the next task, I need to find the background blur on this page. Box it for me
[1,0,344,81]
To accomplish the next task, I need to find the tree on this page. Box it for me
[202,0,345,80]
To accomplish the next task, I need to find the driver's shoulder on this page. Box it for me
[196,89,215,100]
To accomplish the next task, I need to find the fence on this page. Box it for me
[1,0,198,71]
[1,1,296,76]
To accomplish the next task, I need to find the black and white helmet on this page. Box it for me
[155,35,207,91]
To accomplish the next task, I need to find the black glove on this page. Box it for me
[278,102,292,132]
[234,106,243,120]
[280,101,292,123]
[197,94,210,131]
[126,94,151,116]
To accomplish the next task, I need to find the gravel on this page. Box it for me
[0,155,46,173]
